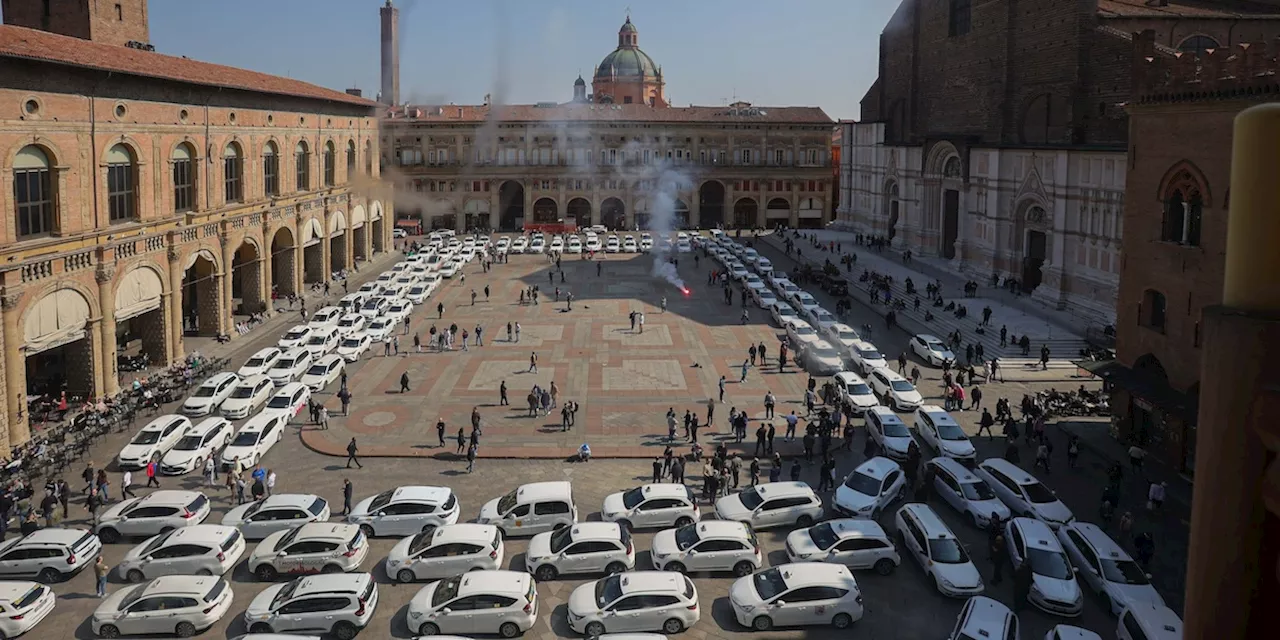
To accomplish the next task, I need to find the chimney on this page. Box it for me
[345,88,363,98]
[380,1,400,106]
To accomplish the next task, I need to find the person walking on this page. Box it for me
[977,409,995,438]
[784,410,798,441]
[399,372,410,393]
[437,302,444,319]
[339,478,355,516]
[766,423,776,455]
[754,425,768,457]
[319,405,330,430]
[266,469,276,497]
[1013,559,1033,611]
[1067,436,1080,468]
[1147,481,1167,512]
[1128,444,1146,472]
[338,388,351,416]
[898,352,908,375]
[499,380,509,406]
[749,344,758,366]
[529,352,538,373]
[436,419,447,448]
[456,428,466,454]
[740,359,749,383]
[94,556,110,598]
[989,534,1006,585]
[345,438,363,468]
[121,470,137,499]
[652,457,663,483]
[719,376,726,402]
[145,460,160,488]
[765,392,776,419]
[484,285,490,301]
[466,444,477,473]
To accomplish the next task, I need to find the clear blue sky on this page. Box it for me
[126,0,891,120]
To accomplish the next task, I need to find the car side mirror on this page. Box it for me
[1145,572,1152,580]
[1073,567,1079,574]
[774,600,786,606]
[442,608,452,614]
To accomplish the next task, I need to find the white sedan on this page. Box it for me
[299,355,344,392]
[276,325,312,350]
[605,236,621,253]
[365,318,396,342]
[387,300,414,324]
[510,237,528,253]
[623,236,638,252]
[266,349,313,387]
[567,237,583,253]
[238,347,283,378]
[219,375,275,420]
[833,457,906,519]
[585,236,602,252]
[439,259,461,278]
[336,333,373,362]
[334,314,366,337]
[550,237,565,253]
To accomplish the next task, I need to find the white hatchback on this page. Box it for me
[649,520,761,576]
[833,456,906,519]
[976,458,1075,528]
[386,523,504,583]
[408,570,538,638]
[1005,517,1083,616]
[299,354,344,392]
[831,372,879,410]
[95,491,212,544]
[118,525,245,583]
[526,522,635,581]
[346,486,461,537]
[301,326,340,359]
[307,306,343,330]
[928,457,1011,529]
[915,405,977,462]
[896,503,985,597]
[91,576,232,640]
[784,519,900,575]
[1057,522,1163,616]
[249,522,369,581]
[714,482,824,530]
[220,412,289,471]
[848,340,887,376]
[600,484,701,531]
[0,581,55,638]
[219,375,275,420]
[729,563,864,632]
[223,494,332,540]
[160,417,234,475]
[567,572,699,637]
[334,314,366,337]
[336,333,373,362]
[868,367,924,411]
[238,347,283,378]
[118,415,192,470]
[266,348,314,387]
[277,325,312,350]
[181,372,240,417]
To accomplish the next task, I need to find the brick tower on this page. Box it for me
[380,0,400,106]
[1,0,151,47]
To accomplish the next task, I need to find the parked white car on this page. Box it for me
[865,406,918,460]
[407,570,538,638]
[0,527,101,583]
[567,572,699,637]
[91,576,233,639]
[771,302,801,327]
[0,581,55,638]
[1116,602,1182,640]
[335,314,366,337]
[910,334,955,366]
[476,481,579,537]
[223,494,332,540]
[714,482,824,530]
[118,525,245,583]
[833,456,906,519]
[277,325,313,350]
[585,236,602,252]
[299,354,344,392]
[511,237,529,253]
[784,519,900,575]
[928,457,1011,529]
[244,573,377,639]
[358,296,389,319]
[346,485,461,537]
[947,596,1020,640]
[238,347,283,378]
[300,326,340,359]
[405,284,431,304]
[976,459,1075,528]
[526,522,635,581]
[649,520,761,576]
[1004,517,1083,616]
[181,372,240,417]
[249,522,369,581]
[307,306,343,330]
[550,237,565,253]
[896,503,985,597]
[623,236,639,252]
[95,491,212,543]
[386,300,414,324]
[729,563,864,632]
[336,333,373,362]
[364,317,396,342]
[915,405,977,462]
[220,412,289,471]
[867,367,924,411]
[261,382,311,422]
[385,523,504,583]
[831,372,879,410]
[750,287,779,309]
[600,484,700,531]
[118,415,192,470]
[848,340,887,376]
[1056,522,1163,616]
[266,348,314,387]
[219,375,275,420]
[799,339,844,375]
[160,417,234,475]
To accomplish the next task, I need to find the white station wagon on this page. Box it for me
[833,456,907,520]
[0,527,101,583]
[408,570,538,638]
[91,576,233,640]
[238,347,283,378]
[976,458,1075,529]
[249,522,369,581]
[385,523,504,583]
[181,372,240,417]
[525,522,635,581]
[600,483,700,531]
[223,494,332,540]
[95,491,212,543]
[346,486,461,537]
[160,417,234,475]
[567,571,699,637]
[117,525,245,583]
[729,563,864,632]
[714,482,824,530]
[649,520,761,576]
[118,415,192,470]
[784,519,900,575]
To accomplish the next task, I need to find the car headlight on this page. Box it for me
[738,603,756,613]
[1030,583,1043,597]
[409,610,421,619]
[386,559,400,566]
[527,556,544,564]
[858,504,874,513]
[938,576,955,588]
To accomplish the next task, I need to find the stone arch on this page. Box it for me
[1160,161,1207,246]
[328,210,348,271]
[299,217,325,283]
[698,180,726,228]
[532,197,558,224]
[350,204,368,262]
[1157,160,1212,207]
[1177,34,1220,54]
[673,199,689,227]
[21,284,97,399]
[328,210,348,235]
[114,263,169,366]
[179,246,222,336]
[230,236,265,316]
[99,135,146,166]
[1014,198,1051,293]
[925,140,961,177]
[269,225,296,297]
[180,245,221,272]
[498,181,525,231]
[1019,93,1071,145]
[733,197,758,228]
[3,136,67,172]
[566,197,591,228]
[1133,353,1169,385]
[370,200,386,254]
[601,197,626,230]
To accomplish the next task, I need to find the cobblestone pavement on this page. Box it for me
[25,235,1186,639]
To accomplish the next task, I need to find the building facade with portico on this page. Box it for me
[0,4,390,454]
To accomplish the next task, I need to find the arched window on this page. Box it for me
[263,142,279,196]
[172,143,196,213]
[364,140,372,175]
[223,143,243,203]
[323,141,336,187]
[13,145,56,238]
[346,141,356,181]
[295,141,311,191]
[1141,289,1167,333]
[1178,35,1220,55]
[105,143,137,223]
[1161,167,1205,246]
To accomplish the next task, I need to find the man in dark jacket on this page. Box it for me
[1013,559,1033,611]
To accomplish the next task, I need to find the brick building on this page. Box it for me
[0,1,390,453]
[837,0,1280,327]
[382,17,834,232]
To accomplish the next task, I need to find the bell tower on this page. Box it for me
[2,0,151,47]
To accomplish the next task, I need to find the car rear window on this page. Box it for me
[72,532,98,554]
[187,495,208,515]
[203,579,226,603]
[683,576,695,600]
[14,585,44,608]
[307,498,328,516]
[221,530,242,553]
[442,493,457,511]
[359,577,375,603]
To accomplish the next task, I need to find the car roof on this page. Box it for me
[619,571,687,595]
[753,481,814,500]
[241,411,286,431]
[1120,602,1183,637]
[916,334,943,343]
[188,417,232,436]
[284,324,310,334]
[289,522,360,541]
[900,504,957,539]
[201,372,238,386]
[315,305,341,315]
[822,518,889,540]
[291,572,372,597]
[516,481,572,500]
[248,347,281,359]
[1011,517,1060,551]
[272,382,309,396]
[775,562,855,588]
[1067,522,1129,559]
[872,366,906,381]
[929,457,983,483]
[136,490,203,506]
[866,406,905,422]
[310,354,344,367]
[389,485,453,504]
[851,339,878,350]
[0,581,43,601]
[981,458,1039,485]
[786,319,814,331]
[834,371,866,384]
[140,414,188,432]
[854,457,900,480]
[959,596,1014,636]
[256,494,323,510]
[918,406,959,425]
[692,520,750,539]
[431,524,499,545]
[141,575,220,597]
[457,570,530,596]
[278,347,310,361]
[638,483,690,500]
[12,527,91,547]
[234,374,271,389]
[566,522,623,541]
[1048,625,1104,640]
[162,524,238,545]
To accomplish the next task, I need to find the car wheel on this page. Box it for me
[605,561,627,575]
[321,564,343,574]
[499,621,522,638]
[397,568,417,583]
[418,622,440,636]
[733,561,755,577]
[37,567,62,584]
[663,617,685,634]
[665,561,686,574]
[584,621,607,637]
[616,519,632,533]
[833,612,854,629]
[98,528,121,544]
[535,565,558,581]
[752,615,773,631]
[797,514,814,527]
[250,622,274,633]
[874,559,896,576]
[125,569,145,583]
[332,621,358,640]
[675,516,694,528]
[98,624,121,638]
[359,524,376,538]
[175,621,197,638]
[255,564,278,581]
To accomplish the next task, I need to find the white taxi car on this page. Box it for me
[947,596,1020,640]
[824,322,861,353]
[910,334,955,366]
[750,286,778,309]
[0,581,55,638]
[385,523,504,583]
[868,367,924,411]
[601,484,700,531]
[359,296,390,319]
[528,237,546,254]
[550,236,565,253]
[623,236,638,252]
[307,306,343,330]
[848,340,887,376]
[729,563,864,632]
[334,314,366,337]
[1056,522,1163,616]
[510,237,528,253]
[249,522,368,581]
[336,333,373,362]
[1004,517,1083,616]
[915,405,977,462]
[896,503,985,597]
[387,300,414,324]
[865,407,918,460]
[117,415,192,470]
[784,519,900,575]
[238,347,283,378]
[770,302,801,327]
[800,339,844,376]
[567,236,583,253]
[976,458,1075,528]
[223,494,332,540]
[831,372,879,410]
[407,570,537,638]
[91,576,232,640]
[95,491,212,544]
[605,235,621,253]
[0,527,101,583]
[476,481,579,537]
[219,412,289,470]
[299,354,344,392]
[160,417,234,475]
[300,326,340,359]
[117,525,245,583]
[261,382,311,421]
[714,482,824,530]
[526,522,635,581]
[928,457,1011,529]
[266,348,314,387]
[219,375,275,420]
[346,486,461,537]
[567,572,698,637]
[833,456,906,519]
[244,573,377,639]
[181,372,240,417]
[277,325,313,350]
[585,235,602,252]
[649,521,761,576]
[364,317,395,342]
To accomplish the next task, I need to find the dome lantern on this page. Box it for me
[618,16,638,48]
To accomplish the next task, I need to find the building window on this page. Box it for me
[105,143,137,223]
[223,143,243,203]
[1177,35,1220,55]
[346,141,356,180]
[624,96,633,104]
[13,145,56,239]
[774,149,784,165]
[741,149,751,165]
[364,141,373,175]
[323,142,336,187]
[949,0,971,37]
[1162,188,1203,246]
[295,142,311,191]
[263,142,279,196]
[172,143,196,213]
[1141,289,1167,333]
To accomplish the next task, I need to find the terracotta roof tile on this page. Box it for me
[388,103,833,125]
[0,25,376,108]
[1097,0,1280,19]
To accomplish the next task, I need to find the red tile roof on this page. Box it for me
[1097,0,1280,19]
[0,25,376,108]
[387,103,833,125]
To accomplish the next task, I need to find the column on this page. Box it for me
[96,267,119,396]
[292,234,304,294]
[260,243,274,318]
[320,221,332,283]
[87,316,105,400]
[167,246,185,362]
[2,294,22,452]
[221,234,235,325]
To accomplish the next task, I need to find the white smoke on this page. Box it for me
[607,140,696,291]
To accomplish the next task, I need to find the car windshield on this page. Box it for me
[1100,557,1150,584]
[928,538,969,564]
[843,471,881,495]
[798,295,816,305]
[752,568,789,601]
[777,308,797,318]
[370,320,390,330]
[131,430,161,445]
[738,486,765,510]
[1022,481,1058,504]
[284,329,307,340]
[266,394,293,409]
[595,574,623,609]
[230,431,261,447]
[890,380,916,393]
[846,383,873,395]
[937,423,968,441]
[338,317,357,326]
[276,526,302,549]
[245,356,268,368]
[926,341,946,352]
[806,523,840,550]
[837,330,859,342]
[1027,547,1074,580]
[814,312,835,323]
[271,579,301,609]
[882,420,911,437]
[139,530,173,556]
[305,364,328,376]
[192,385,218,398]
[673,524,701,550]
[549,526,574,553]
[858,349,883,360]
[305,336,326,345]
[272,357,297,370]
[340,338,363,348]
[361,301,380,310]
[812,347,840,359]
[230,385,257,399]
[431,576,462,607]
[368,490,395,512]
[622,487,646,510]
[173,435,203,451]
[960,481,997,501]
[793,326,816,336]
[409,287,425,295]
[496,489,519,514]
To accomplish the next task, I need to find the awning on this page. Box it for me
[1075,359,1198,424]
[114,267,164,321]
[301,217,324,247]
[329,210,347,238]
[350,205,366,229]
[395,219,422,229]
[24,288,91,354]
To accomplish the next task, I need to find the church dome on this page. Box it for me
[595,48,659,79]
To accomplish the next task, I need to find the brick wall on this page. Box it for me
[877,2,916,143]
[1079,28,1132,145]
[88,0,150,46]
[1102,16,1280,50]
[1,0,149,45]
